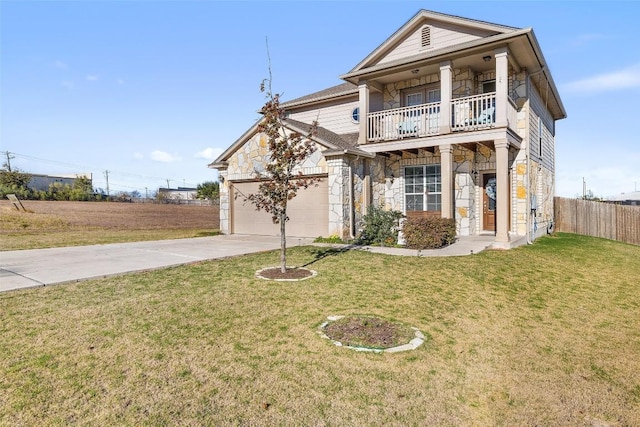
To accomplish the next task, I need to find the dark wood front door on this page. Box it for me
[483,173,497,232]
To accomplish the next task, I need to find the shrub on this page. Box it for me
[313,235,344,244]
[357,205,404,246]
[401,217,456,249]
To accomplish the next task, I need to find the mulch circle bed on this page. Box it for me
[318,315,425,353]
[255,267,317,281]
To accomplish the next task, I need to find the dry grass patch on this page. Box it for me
[0,201,219,250]
[1,233,639,425]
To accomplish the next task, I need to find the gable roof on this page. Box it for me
[208,117,371,169]
[339,9,566,121]
[346,9,518,76]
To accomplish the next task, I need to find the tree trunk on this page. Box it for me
[280,212,287,273]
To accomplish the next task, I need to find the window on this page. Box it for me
[482,80,496,93]
[405,165,441,212]
[402,86,441,107]
[538,116,543,158]
[351,107,359,123]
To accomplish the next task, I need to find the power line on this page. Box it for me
[8,151,204,188]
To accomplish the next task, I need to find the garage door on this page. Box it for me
[231,178,328,237]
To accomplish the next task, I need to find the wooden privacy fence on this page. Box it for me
[554,197,640,245]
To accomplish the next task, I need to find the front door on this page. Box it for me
[483,173,497,232]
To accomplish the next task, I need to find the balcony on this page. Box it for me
[366,92,518,143]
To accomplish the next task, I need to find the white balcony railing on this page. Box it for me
[367,102,441,142]
[451,92,496,132]
[366,92,519,142]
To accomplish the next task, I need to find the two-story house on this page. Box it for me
[210,9,566,248]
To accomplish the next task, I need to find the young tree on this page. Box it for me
[240,74,321,273]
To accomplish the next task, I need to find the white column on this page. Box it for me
[439,61,452,134]
[495,139,510,243]
[495,47,509,128]
[440,144,453,218]
[358,81,370,145]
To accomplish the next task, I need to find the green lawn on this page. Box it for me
[1,233,639,425]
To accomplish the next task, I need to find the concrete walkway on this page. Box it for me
[0,234,495,293]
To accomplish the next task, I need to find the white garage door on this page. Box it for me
[231,179,328,237]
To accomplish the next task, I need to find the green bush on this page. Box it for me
[401,217,456,249]
[357,205,404,246]
[313,235,344,244]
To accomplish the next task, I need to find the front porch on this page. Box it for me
[357,130,522,246]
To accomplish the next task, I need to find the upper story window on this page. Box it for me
[351,107,360,123]
[482,80,496,93]
[402,85,441,107]
[538,116,543,158]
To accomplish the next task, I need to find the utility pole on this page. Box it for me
[104,170,110,197]
[582,177,586,199]
[145,187,148,199]
[3,151,14,171]
[166,179,170,189]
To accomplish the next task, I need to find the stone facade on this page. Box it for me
[212,13,563,246]
[216,130,328,235]
[327,157,350,238]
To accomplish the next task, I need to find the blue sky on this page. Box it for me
[1,1,639,198]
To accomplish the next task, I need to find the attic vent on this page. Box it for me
[421,26,431,48]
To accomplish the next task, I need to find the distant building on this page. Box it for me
[605,191,640,206]
[28,173,92,191]
[158,187,197,200]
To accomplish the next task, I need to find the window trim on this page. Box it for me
[481,79,496,94]
[538,116,543,158]
[401,84,441,108]
[351,107,360,124]
[404,164,442,212]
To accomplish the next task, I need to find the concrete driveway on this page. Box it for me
[0,235,314,292]
[0,234,495,293]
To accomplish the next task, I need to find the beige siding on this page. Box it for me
[529,84,555,171]
[288,98,359,134]
[378,22,494,65]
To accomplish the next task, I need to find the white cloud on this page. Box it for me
[54,60,68,69]
[61,80,74,89]
[151,150,182,163]
[563,63,640,94]
[133,152,144,160]
[116,78,125,85]
[195,147,223,160]
[85,74,99,82]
